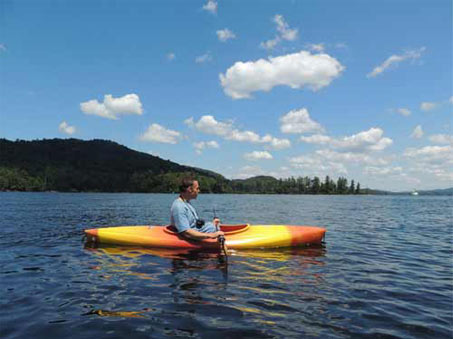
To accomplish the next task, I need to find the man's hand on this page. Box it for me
[182,229,224,240]
[210,231,224,239]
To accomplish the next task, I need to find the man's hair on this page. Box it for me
[179,177,196,193]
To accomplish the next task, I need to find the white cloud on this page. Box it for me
[316,149,390,165]
[288,147,400,182]
[220,51,344,99]
[280,108,325,134]
[244,151,273,161]
[300,134,331,144]
[0,44,6,52]
[59,121,76,135]
[404,145,453,182]
[367,47,425,78]
[306,43,325,52]
[404,145,453,162]
[298,127,393,154]
[289,154,348,175]
[260,14,298,50]
[415,167,453,182]
[364,166,403,176]
[429,134,453,144]
[202,0,217,14]
[274,14,298,41]
[420,101,438,112]
[185,115,232,136]
[217,29,236,42]
[363,166,423,186]
[330,127,393,152]
[195,52,212,63]
[186,115,291,150]
[396,108,411,116]
[261,134,291,150]
[227,131,290,150]
[80,94,143,120]
[228,129,261,143]
[193,140,219,154]
[410,125,424,139]
[167,52,175,61]
[260,37,280,50]
[420,97,453,111]
[140,123,181,144]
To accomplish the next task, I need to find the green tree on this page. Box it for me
[337,177,348,194]
[349,180,355,194]
[311,176,321,194]
[323,175,332,194]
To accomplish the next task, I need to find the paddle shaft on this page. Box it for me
[213,207,228,258]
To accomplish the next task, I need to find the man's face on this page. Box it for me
[188,181,200,200]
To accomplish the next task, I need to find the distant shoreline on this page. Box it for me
[1,139,451,196]
[1,189,451,196]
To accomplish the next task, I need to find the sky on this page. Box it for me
[0,0,452,191]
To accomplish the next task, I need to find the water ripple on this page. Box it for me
[0,193,452,338]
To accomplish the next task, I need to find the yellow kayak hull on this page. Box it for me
[84,224,326,250]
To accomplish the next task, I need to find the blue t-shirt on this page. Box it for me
[170,198,216,233]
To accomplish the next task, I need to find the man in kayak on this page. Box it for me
[171,177,224,240]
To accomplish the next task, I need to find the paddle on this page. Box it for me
[213,206,228,260]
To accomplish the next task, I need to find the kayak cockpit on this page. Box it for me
[164,224,249,235]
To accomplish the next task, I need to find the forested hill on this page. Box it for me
[0,138,366,194]
[0,138,226,192]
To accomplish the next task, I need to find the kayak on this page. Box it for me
[84,224,326,250]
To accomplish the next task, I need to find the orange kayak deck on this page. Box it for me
[84,224,326,250]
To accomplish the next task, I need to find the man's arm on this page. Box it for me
[181,229,224,240]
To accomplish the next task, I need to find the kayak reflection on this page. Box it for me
[84,242,326,262]
[83,308,154,318]
[82,243,327,325]
[83,243,326,283]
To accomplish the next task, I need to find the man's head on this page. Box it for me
[179,177,200,200]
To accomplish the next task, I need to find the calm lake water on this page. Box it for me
[1,192,452,338]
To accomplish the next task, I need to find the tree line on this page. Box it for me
[0,168,362,194]
[0,138,363,194]
[230,175,361,194]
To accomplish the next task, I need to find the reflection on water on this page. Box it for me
[83,308,154,318]
[82,243,327,326]
[83,244,326,284]
[84,243,326,261]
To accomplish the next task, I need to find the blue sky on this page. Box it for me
[1,0,452,191]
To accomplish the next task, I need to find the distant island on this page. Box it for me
[0,138,451,195]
